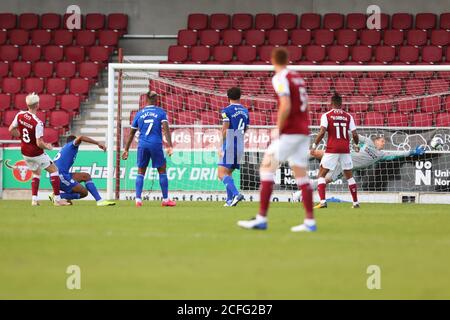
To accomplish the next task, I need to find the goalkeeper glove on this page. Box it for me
[410,146,425,156]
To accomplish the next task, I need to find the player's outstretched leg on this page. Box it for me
[45,164,70,206]
[218,166,243,207]
[291,175,316,232]
[135,173,144,207]
[85,180,115,206]
[159,165,175,207]
[31,172,40,206]
[344,172,359,208]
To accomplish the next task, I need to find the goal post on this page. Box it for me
[106,63,450,202]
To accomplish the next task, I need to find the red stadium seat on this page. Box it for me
[43,45,64,62]
[268,29,288,46]
[49,110,70,132]
[11,61,31,78]
[399,46,419,64]
[372,95,393,112]
[65,46,85,63]
[190,46,210,63]
[175,111,196,125]
[387,112,409,127]
[76,30,96,46]
[300,13,321,31]
[0,94,11,111]
[421,96,441,113]
[286,45,303,63]
[199,29,220,46]
[2,110,18,125]
[200,111,219,125]
[430,30,449,47]
[0,45,19,62]
[305,45,326,63]
[290,29,311,46]
[381,78,403,95]
[257,45,274,63]
[360,29,381,46]
[334,77,355,95]
[310,77,331,95]
[222,29,242,46]
[236,45,256,63]
[232,13,253,31]
[69,78,89,97]
[0,61,9,77]
[187,14,208,31]
[440,13,450,30]
[98,30,119,48]
[0,13,17,30]
[107,13,128,34]
[445,96,450,112]
[41,13,61,30]
[30,29,52,46]
[383,30,404,46]
[38,94,56,111]
[375,46,396,64]
[88,46,109,65]
[323,13,344,30]
[241,78,262,95]
[276,13,297,30]
[168,45,188,63]
[46,78,67,95]
[407,29,427,47]
[193,77,217,91]
[255,13,275,31]
[79,62,99,80]
[33,61,53,78]
[327,45,349,63]
[428,79,449,94]
[53,29,74,46]
[436,112,450,126]
[177,29,197,46]
[24,77,44,94]
[314,29,334,46]
[1,77,21,94]
[9,29,29,46]
[347,96,370,113]
[415,13,437,30]
[0,30,6,45]
[392,13,413,30]
[250,111,267,126]
[215,79,239,94]
[422,46,443,64]
[346,13,366,30]
[18,13,39,30]
[60,94,81,113]
[254,100,276,111]
[85,13,106,31]
[186,94,207,110]
[43,127,59,145]
[0,126,13,140]
[363,112,385,126]
[357,78,379,96]
[56,61,77,78]
[336,29,357,46]
[21,45,41,63]
[245,30,265,46]
[351,46,372,64]
[397,98,417,113]
[212,46,233,63]
[14,93,28,110]
[210,14,230,31]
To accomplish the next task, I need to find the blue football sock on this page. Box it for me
[226,186,233,201]
[135,174,144,200]
[60,192,81,200]
[86,180,102,201]
[159,173,169,199]
[222,175,239,198]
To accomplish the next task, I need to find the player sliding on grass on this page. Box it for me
[292,135,426,201]
[8,93,69,207]
[218,87,249,207]
[312,93,360,209]
[52,135,116,206]
[237,47,315,232]
[122,91,176,207]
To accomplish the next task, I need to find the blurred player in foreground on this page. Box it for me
[8,93,69,206]
[237,47,315,232]
[53,135,116,206]
[122,91,176,207]
[218,87,249,207]
[292,135,426,201]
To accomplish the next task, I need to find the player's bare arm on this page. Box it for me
[162,121,173,156]
[8,124,20,138]
[352,130,360,152]
[122,128,137,160]
[36,137,53,150]
[74,135,107,151]
[312,126,327,150]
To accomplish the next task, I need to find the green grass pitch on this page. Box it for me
[0,200,449,299]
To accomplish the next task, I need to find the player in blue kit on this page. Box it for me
[218,87,249,207]
[122,91,176,207]
[52,135,116,206]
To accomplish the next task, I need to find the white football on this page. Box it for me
[430,136,444,150]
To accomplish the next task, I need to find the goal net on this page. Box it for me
[107,64,450,202]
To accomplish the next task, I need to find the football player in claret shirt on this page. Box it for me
[8,93,70,206]
[218,87,249,207]
[122,91,176,207]
[312,93,360,209]
[237,47,315,232]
